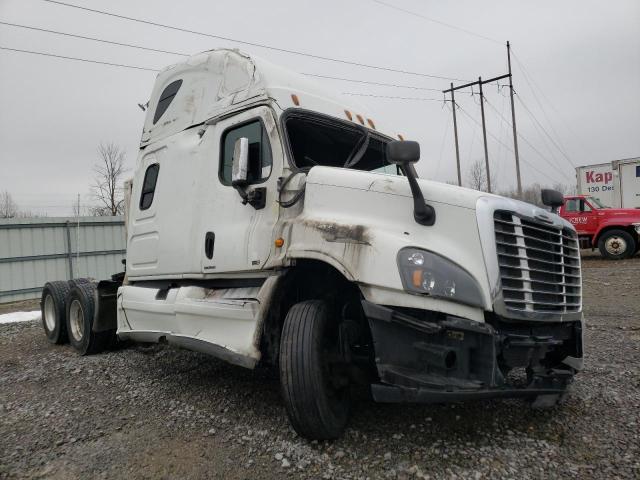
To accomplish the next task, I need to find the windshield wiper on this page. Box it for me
[343,128,370,168]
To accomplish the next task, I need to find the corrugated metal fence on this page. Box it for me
[0,216,125,303]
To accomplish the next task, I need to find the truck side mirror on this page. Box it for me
[541,189,564,214]
[386,141,435,226]
[231,137,249,187]
[387,140,420,165]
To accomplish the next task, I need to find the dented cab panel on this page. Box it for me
[283,166,491,321]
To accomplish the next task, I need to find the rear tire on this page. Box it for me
[279,300,350,440]
[41,281,71,344]
[65,283,110,355]
[598,229,635,260]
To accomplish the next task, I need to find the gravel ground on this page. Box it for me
[1,257,639,479]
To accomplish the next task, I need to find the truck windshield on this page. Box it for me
[587,196,609,209]
[284,112,400,175]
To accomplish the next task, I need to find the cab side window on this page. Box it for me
[139,164,160,210]
[581,200,592,212]
[220,120,272,185]
[564,199,579,212]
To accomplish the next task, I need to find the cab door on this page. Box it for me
[581,199,600,233]
[199,106,282,274]
[561,198,590,234]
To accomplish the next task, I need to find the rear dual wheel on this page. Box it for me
[41,281,71,344]
[65,283,112,355]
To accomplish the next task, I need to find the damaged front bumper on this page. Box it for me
[362,301,583,404]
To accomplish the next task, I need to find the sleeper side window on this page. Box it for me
[139,164,160,210]
[153,79,182,124]
[220,120,272,185]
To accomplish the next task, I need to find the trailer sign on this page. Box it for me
[585,170,613,185]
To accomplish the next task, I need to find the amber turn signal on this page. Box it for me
[411,269,422,288]
[275,238,285,248]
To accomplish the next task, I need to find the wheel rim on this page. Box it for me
[605,236,627,255]
[69,299,85,342]
[44,295,56,331]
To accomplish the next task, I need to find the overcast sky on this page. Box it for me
[1,0,639,216]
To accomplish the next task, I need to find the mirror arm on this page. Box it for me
[403,162,436,226]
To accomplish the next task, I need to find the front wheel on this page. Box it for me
[598,229,635,260]
[279,300,350,440]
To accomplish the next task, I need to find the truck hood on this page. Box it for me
[305,166,497,211]
[599,208,640,219]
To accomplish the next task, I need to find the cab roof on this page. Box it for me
[140,48,400,147]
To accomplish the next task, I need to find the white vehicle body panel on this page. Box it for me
[615,158,640,209]
[117,276,280,366]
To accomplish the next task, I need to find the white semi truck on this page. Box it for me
[40,49,584,440]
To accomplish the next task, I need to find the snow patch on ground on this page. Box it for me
[0,310,41,324]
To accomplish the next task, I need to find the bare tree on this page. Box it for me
[0,190,18,218]
[466,159,496,192]
[91,143,127,216]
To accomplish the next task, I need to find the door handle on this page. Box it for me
[204,232,215,259]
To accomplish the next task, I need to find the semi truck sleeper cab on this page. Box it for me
[40,49,584,440]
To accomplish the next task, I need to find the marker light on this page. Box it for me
[291,94,300,106]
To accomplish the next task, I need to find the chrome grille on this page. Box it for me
[494,210,581,313]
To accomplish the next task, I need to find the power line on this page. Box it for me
[482,96,574,183]
[514,92,576,167]
[369,0,503,45]
[41,0,468,82]
[510,49,582,159]
[483,94,574,178]
[513,94,572,171]
[0,21,452,91]
[0,46,453,102]
[0,46,160,72]
[302,73,442,91]
[342,92,445,101]
[456,103,562,185]
[435,105,452,179]
[0,21,189,57]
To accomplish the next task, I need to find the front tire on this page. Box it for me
[41,281,71,344]
[65,283,110,355]
[279,300,350,440]
[598,229,635,260]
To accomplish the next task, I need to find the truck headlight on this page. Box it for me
[397,248,484,308]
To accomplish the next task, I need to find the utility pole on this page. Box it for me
[507,41,522,196]
[443,40,523,194]
[449,83,462,186]
[478,77,491,193]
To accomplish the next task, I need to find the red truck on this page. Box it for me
[558,195,640,259]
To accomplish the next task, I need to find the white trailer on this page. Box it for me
[576,157,640,208]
